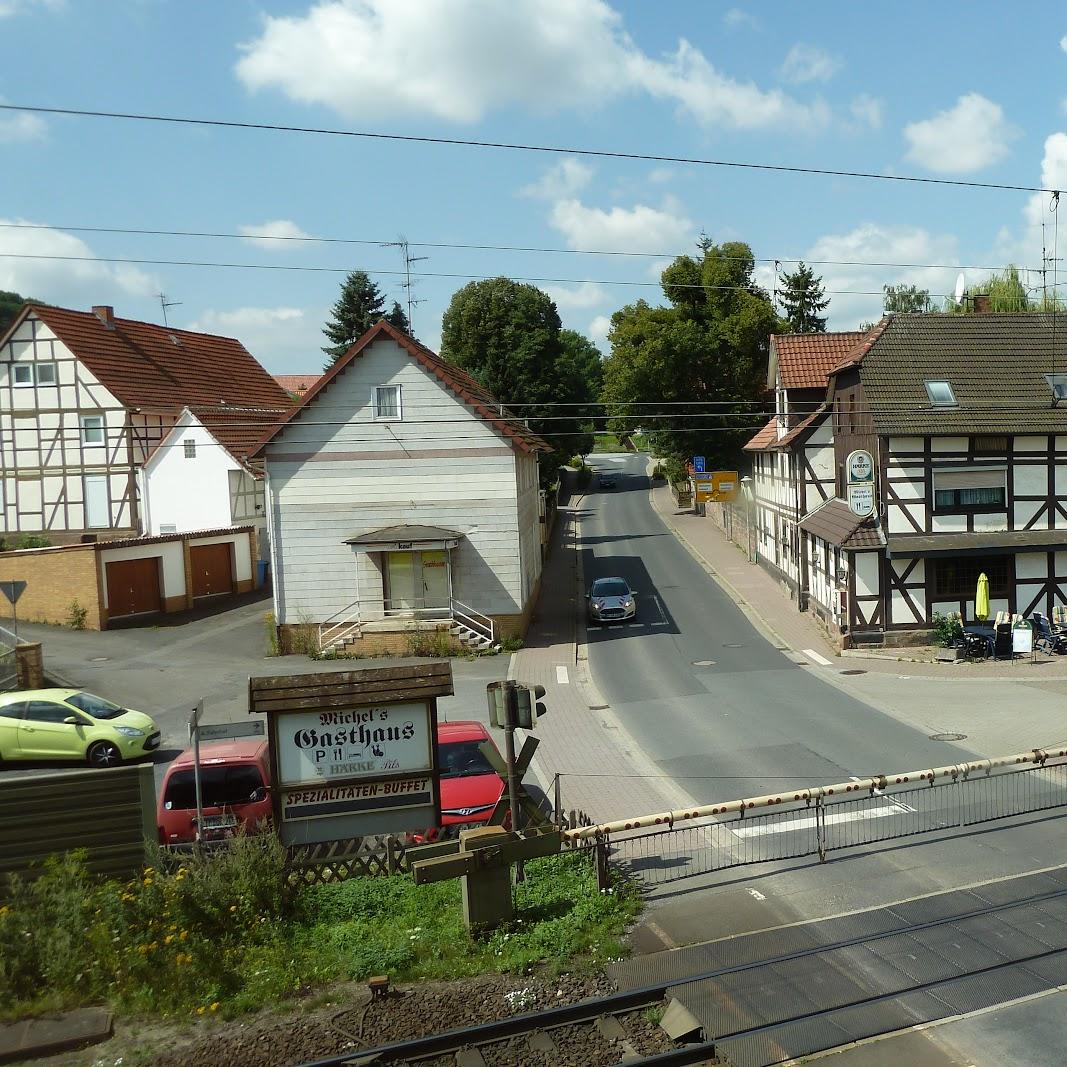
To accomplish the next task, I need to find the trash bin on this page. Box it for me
[256,560,269,587]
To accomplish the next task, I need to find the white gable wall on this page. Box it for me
[266,337,529,624]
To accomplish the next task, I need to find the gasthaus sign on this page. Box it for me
[249,663,453,845]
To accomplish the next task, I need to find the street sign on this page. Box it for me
[847,482,875,517]
[693,455,706,473]
[196,720,265,743]
[0,581,26,606]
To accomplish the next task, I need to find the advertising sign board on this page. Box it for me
[847,450,874,483]
[847,482,875,517]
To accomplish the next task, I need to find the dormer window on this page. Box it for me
[924,380,957,408]
[1045,374,1067,404]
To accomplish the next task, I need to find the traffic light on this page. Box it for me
[514,684,547,729]
[486,681,507,728]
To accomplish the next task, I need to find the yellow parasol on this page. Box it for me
[975,572,990,622]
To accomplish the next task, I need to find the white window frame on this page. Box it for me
[12,365,32,387]
[184,439,196,459]
[373,385,402,421]
[80,415,105,445]
[84,475,110,529]
[35,363,57,385]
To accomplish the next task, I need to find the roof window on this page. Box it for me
[924,380,957,408]
[1045,373,1067,404]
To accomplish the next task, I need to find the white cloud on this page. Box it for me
[780,43,840,85]
[647,167,676,184]
[1061,33,1067,52]
[0,0,64,16]
[186,306,313,370]
[903,93,1018,174]
[236,0,827,131]
[805,223,961,329]
[588,314,611,350]
[849,94,883,130]
[0,220,157,305]
[0,109,45,143]
[544,282,610,310]
[548,195,693,253]
[238,219,312,248]
[519,159,594,200]
[723,8,759,30]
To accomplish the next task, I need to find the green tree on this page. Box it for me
[778,261,829,333]
[0,290,41,336]
[883,284,934,314]
[951,266,1031,312]
[440,278,595,477]
[322,270,386,366]
[385,300,411,333]
[602,238,781,471]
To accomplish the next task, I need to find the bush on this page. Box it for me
[651,464,667,481]
[264,612,281,656]
[662,457,688,486]
[932,611,964,647]
[569,454,588,470]
[66,599,87,630]
[15,534,50,550]
[498,634,524,653]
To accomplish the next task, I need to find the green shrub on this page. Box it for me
[498,634,524,653]
[651,463,667,481]
[569,454,587,469]
[932,611,964,647]
[16,534,50,550]
[65,599,87,630]
[264,612,281,656]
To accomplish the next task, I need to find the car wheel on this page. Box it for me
[87,741,122,768]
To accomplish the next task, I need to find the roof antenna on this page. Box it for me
[380,236,426,331]
[159,291,182,328]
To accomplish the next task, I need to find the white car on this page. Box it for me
[587,577,637,623]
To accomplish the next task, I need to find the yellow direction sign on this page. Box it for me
[694,471,740,503]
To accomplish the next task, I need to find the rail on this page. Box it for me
[317,600,361,651]
[318,597,493,651]
[450,596,495,645]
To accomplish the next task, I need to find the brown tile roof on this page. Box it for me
[887,529,1067,556]
[274,373,322,396]
[188,406,287,471]
[27,305,291,411]
[770,331,870,390]
[799,498,884,550]
[743,416,779,452]
[250,319,550,458]
[832,316,891,373]
[851,313,1067,435]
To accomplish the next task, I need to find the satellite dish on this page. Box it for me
[954,272,966,304]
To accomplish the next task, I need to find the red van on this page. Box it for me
[157,739,272,845]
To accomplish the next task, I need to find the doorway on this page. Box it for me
[384,550,450,613]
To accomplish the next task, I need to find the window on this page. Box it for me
[12,365,31,386]
[925,380,957,407]
[66,692,124,720]
[160,524,177,534]
[933,468,1006,513]
[163,765,265,810]
[0,701,24,719]
[35,363,57,385]
[24,701,75,724]
[184,439,196,459]
[84,475,110,529]
[80,415,105,445]
[438,740,496,779]
[932,556,1010,600]
[1046,374,1067,403]
[12,364,57,386]
[373,385,401,420]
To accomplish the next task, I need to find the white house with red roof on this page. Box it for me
[0,303,290,542]
[251,320,548,655]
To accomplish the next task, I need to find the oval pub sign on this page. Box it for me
[847,449,874,483]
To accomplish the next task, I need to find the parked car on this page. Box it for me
[586,576,637,623]
[158,739,271,845]
[0,689,160,767]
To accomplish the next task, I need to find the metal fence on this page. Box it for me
[571,753,1067,888]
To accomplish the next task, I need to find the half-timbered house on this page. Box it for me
[251,320,549,655]
[0,303,290,542]
[799,313,1067,645]
[744,331,866,594]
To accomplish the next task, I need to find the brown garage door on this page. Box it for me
[105,557,162,618]
[190,543,234,599]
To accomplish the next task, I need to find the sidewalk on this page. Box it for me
[511,497,687,825]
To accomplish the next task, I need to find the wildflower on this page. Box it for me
[164,935,175,946]
[229,905,237,913]
[179,931,189,942]
[209,1003,219,1013]
[196,1007,205,1016]
[0,905,9,916]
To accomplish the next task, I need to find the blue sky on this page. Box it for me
[2,0,1066,372]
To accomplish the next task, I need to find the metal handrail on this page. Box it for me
[450,597,495,644]
[318,600,362,650]
[318,597,496,651]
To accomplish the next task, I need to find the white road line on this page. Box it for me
[802,648,832,666]
[732,805,900,839]
[747,888,767,901]
[650,594,669,626]
[555,665,570,684]
[627,623,642,628]
[850,775,917,815]
[588,626,603,631]
[650,621,669,627]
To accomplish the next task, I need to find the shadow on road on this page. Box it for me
[106,589,271,631]
[581,554,681,640]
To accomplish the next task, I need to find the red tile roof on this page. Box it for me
[273,373,323,396]
[770,331,870,390]
[250,319,550,458]
[26,305,291,411]
[189,406,287,470]
[743,416,779,452]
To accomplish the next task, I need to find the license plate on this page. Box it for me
[200,814,237,830]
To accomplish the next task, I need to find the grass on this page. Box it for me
[0,843,639,1021]
[592,432,627,453]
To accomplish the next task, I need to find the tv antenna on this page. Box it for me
[158,291,182,327]
[380,236,427,331]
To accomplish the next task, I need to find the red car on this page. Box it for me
[433,720,506,837]
[157,739,272,845]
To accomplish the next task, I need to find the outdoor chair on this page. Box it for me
[1029,613,1067,655]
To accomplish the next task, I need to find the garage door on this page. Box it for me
[105,557,162,618]
[190,543,234,599]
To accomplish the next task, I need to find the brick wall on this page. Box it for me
[0,545,103,629]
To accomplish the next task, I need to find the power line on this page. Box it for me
[0,103,1059,196]
[0,222,1040,275]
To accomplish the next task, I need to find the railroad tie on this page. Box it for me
[455,1048,488,1067]
[595,1016,639,1059]
[528,1030,557,1056]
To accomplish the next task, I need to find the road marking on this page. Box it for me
[649,594,669,626]
[555,665,569,684]
[802,648,832,666]
[650,621,669,627]
[588,626,603,631]
[732,804,900,838]
[850,775,917,815]
[627,623,642,628]
[747,888,766,901]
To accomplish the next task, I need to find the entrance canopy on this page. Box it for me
[344,524,463,553]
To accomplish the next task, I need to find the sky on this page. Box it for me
[2,0,1067,373]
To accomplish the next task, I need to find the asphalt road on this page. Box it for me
[581,453,979,804]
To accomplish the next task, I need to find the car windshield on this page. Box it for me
[439,740,496,779]
[66,691,125,720]
[163,765,265,810]
[592,580,630,598]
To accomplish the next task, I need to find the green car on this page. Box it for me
[0,689,160,768]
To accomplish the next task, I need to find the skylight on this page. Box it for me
[1045,373,1067,404]
[924,380,957,408]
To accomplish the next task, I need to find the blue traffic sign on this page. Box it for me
[693,456,706,473]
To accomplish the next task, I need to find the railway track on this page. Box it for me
[299,878,1067,1067]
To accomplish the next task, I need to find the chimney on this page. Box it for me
[971,293,992,314]
[92,305,115,329]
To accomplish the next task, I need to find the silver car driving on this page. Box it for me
[587,577,637,623]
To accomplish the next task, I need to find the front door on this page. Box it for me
[385,551,418,611]
[421,549,449,609]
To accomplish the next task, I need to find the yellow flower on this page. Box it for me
[229,905,237,913]
[0,905,10,916]
[196,1006,205,1015]
[209,1003,219,1013]
[164,935,175,946]
[179,931,189,942]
